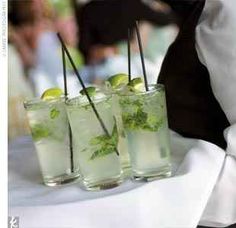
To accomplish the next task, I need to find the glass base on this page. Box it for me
[83,177,123,191]
[121,166,132,179]
[132,166,172,182]
[43,172,80,187]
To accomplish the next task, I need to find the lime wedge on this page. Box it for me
[107,73,128,89]
[80,87,96,97]
[41,88,63,100]
[128,77,145,92]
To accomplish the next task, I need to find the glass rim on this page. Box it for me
[24,96,65,109]
[117,83,164,97]
[66,94,112,107]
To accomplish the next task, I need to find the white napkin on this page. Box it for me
[9,134,225,228]
[195,0,236,226]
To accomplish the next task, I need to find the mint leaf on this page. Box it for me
[89,122,119,160]
[122,108,147,130]
[90,145,115,160]
[136,108,148,124]
[50,108,60,119]
[120,97,163,132]
[89,135,110,145]
[31,124,50,141]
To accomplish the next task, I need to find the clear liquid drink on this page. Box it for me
[24,98,80,186]
[110,94,131,177]
[66,94,123,190]
[119,84,171,181]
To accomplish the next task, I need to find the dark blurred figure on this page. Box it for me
[157,0,230,149]
[72,0,178,63]
[8,0,41,70]
[158,1,236,228]
[9,0,84,95]
[8,0,40,138]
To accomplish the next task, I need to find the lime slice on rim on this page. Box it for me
[107,73,129,89]
[128,77,145,92]
[41,88,63,100]
[80,87,96,97]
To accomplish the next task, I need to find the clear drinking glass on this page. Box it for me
[119,84,171,181]
[24,97,80,186]
[109,93,131,177]
[66,94,123,191]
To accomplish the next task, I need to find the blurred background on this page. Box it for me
[8,0,179,140]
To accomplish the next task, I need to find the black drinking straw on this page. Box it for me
[134,21,149,91]
[57,33,119,156]
[62,46,68,97]
[61,45,74,173]
[127,28,131,82]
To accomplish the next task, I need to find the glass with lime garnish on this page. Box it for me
[24,88,80,186]
[66,87,123,191]
[104,74,131,176]
[106,76,171,181]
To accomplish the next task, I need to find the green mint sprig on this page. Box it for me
[30,107,61,141]
[31,124,50,141]
[120,97,163,132]
[50,108,60,119]
[84,122,118,160]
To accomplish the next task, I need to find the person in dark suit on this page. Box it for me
[158,0,236,227]
[73,0,177,63]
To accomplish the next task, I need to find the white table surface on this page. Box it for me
[9,132,226,228]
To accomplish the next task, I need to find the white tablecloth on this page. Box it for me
[9,132,226,228]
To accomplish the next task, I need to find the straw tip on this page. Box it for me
[57,32,62,40]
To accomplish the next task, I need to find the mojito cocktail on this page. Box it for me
[24,97,80,186]
[109,94,131,176]
[66,91,123,190]
[119,84,171,181]
[104,74,133,176]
